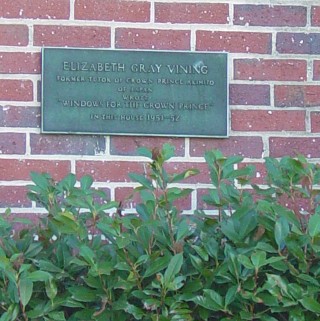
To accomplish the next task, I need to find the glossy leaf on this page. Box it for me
[37,260,63,273]
[170,169,199,184]
[45,279,58,300]
[137,146,153,159]
[225,285,238,308]
[203,289,224,309]
[164,253,183,286]
[29,172,51,190]
[27,271,52,282]
[47,311,66,321]
[238,255,254,269]
[251,251,266,269]
[300,297,320,313]
[68,286,97,302]
[80,175,93,190]
[176,219,191,242]
[144,255,171,278]
[129,173,154,190]
[79,245,95,265]
[19,278,33,308]
[275,217,289,249]
[308,213,320,237]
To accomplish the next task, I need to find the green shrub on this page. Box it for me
[0,144,320,321]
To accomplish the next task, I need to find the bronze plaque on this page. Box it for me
[42,48,228,137]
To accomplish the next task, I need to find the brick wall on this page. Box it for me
[0,0,319,215]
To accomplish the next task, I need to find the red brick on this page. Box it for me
[0,24,28,46]
[0,106,40,127]
[312,6,320,26]
[30,134,106,155]
[234,5,307,27]
[0,186,30,207]
[75,0,150,22]
[0,159,71,181]
[190,137,264,158]
[230,84,270,106]
[275,85,320,107]
[196,31,271,54]
[313,60,320,80]
[115,187,141,211]
[34,25,111,48]
[0,134,26,155]
[239,162,267,185]
[78,160,207,184]
[7,213,43,231]
[276,33,320,54]
[269,137,320,158]
[0,80,33,101]
[116,28,190,50]
[164,162,210,184]
[231,110,306,132]
[277,194,312,219]
[0,133,25,154]
[155,3,228,24]
[234,59,307,81]
[311,112,320,133]
[76,161,145,182]
[174,192,192,212]
[0,0,69,19]
[0,52,40,74]
[110,137,185,156]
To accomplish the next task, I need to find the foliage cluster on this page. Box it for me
[1,144,320,320]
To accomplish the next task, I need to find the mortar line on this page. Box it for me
[110,26,116,49]
[28,24,33,47]
[71,159,76,174]
[306,110,312,133]
[150,0,155,24]
[229,1,234,26]
[70,0,75,20]
[25,132,31,155]
[185,138,190,158]
[190,28,196,51]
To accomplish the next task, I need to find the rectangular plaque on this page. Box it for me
[42,48,228,137]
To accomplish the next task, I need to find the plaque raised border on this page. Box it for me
[41,48,229,138]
